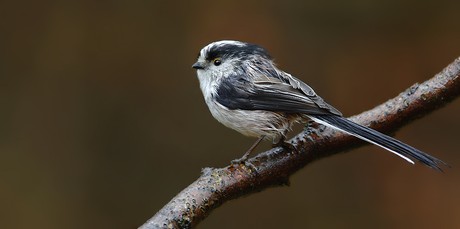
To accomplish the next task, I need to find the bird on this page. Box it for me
[192,40,446,171]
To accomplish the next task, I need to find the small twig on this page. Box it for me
[139,57,460,229]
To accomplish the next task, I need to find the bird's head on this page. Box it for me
[192,40,273,78]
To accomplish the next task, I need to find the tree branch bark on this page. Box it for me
[140,57,460,229]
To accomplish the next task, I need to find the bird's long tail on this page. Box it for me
[309,115,447,171]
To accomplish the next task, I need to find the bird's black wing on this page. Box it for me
[215,73,341,115]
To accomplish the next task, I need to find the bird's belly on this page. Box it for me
[207,100,293,139]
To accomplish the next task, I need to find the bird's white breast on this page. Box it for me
[204,97,292,139]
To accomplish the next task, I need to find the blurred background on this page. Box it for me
[1,1,460,228]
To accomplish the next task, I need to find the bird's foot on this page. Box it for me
[231,136,265,165]
[273,139,299,153]
[230,152,250,165]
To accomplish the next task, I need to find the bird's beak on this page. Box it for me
[192,61,205,70]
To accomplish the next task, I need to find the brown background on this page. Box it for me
[1,1,460,228]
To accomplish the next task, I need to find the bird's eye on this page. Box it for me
[213,58,222,66]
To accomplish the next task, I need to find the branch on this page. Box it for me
[139,57,460,229]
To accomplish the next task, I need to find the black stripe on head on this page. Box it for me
[206,41,272,61]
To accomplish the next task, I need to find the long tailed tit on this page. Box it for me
[192,40,445,170]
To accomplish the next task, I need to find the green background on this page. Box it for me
[1,1,459,228]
